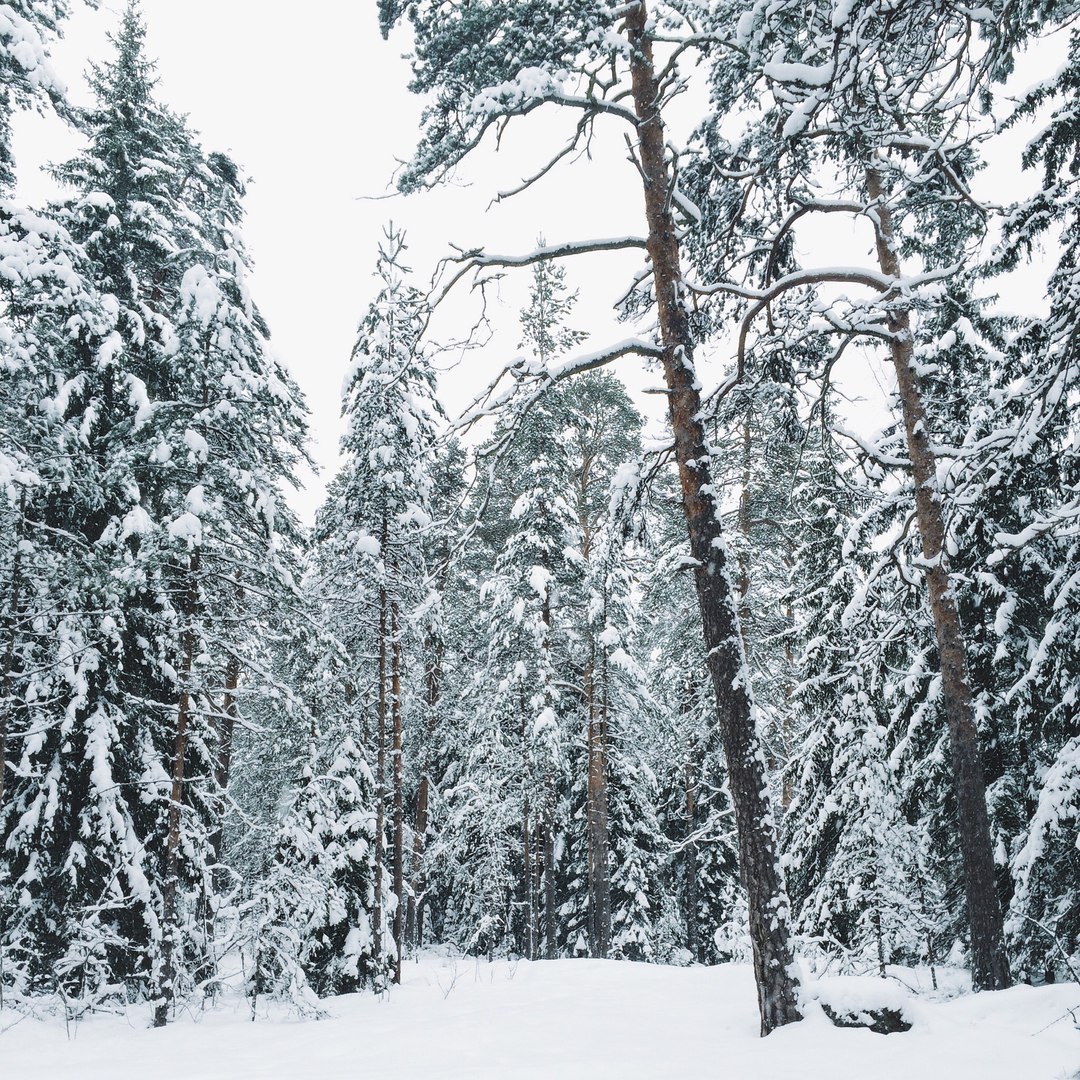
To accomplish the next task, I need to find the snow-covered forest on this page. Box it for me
[1,1,1079,1076]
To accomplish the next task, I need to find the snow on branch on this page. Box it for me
[455,336,662,437]
[432,236,649,312]
[686,261,962,375]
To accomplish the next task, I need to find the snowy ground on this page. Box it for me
[3,954,1079,1079]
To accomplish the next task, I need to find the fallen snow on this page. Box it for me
[3,956,1078,1079]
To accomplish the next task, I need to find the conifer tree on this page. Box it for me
[3,3,310,1015]
[248,736,392,1008]
[680,0,1020,990]
[377,1,803,1028]
[313,225,442,981]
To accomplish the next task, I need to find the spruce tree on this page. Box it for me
[312,225,442,981]
[3,3,310,1015]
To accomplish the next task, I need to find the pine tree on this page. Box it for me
[378,1,803,1028]
[782,449,933,972]
[979,14,1080,980]
[642,474,740,966]
[679,0,1020,990]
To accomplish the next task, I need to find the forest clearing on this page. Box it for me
[6,954,1080,1079]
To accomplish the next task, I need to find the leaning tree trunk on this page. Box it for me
[625,2,801,1035]
[866,167,1011,992]
[154,550,200,1028]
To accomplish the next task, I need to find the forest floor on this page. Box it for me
[3,952,1079,1078]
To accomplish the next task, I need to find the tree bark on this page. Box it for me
[154,550,200,1028]
[624,2,801,1035]
[0,495,26,813]
[865,167,1010,992]
[391,593,404,983]
[584,641,612,958]
[408,628,441,951]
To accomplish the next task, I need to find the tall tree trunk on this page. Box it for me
[373,521,388,970]
[391,594,404,983]
[209,653,241,869]
[865,167,1010,992]
[624,3,801,1035]
[584,639,612,959]
[154,550,200,1028]
[409,628,442,952]
[0,494,26,813]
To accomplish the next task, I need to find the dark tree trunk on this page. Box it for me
[154,550,200,1028]
[584,641,612,959]
[209,653,241,869]
[865,167,1011,992]
[373,518,388,970]
[0,495,25,813]
[391,594,404,983]
[624,3,801,1035]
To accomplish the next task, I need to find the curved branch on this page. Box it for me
[431,236,649,311]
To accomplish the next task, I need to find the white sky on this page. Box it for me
[12,2,1055,525]
[16,0,663,524]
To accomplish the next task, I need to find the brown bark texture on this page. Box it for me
[0,499,25,812]
[584,649,612,958]
[624,3,801,1035]
[408,629,442,950]
[866,168,1010,992]
[154,550,200,1028]
[391,596,404,983]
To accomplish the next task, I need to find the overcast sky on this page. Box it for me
[13,2,1053,526]
[16,0,664,524]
